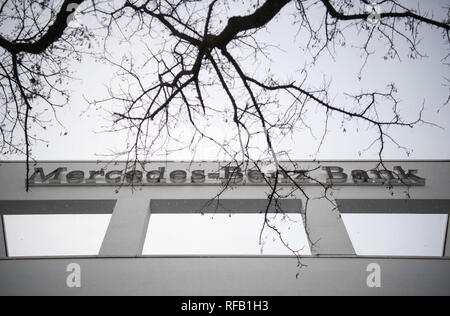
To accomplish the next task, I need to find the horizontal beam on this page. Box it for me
[0,200,117,215]
[336,199,450,214]
[0,257,448,295]
[150,199,302,214]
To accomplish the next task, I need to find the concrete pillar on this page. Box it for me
[445,216,450,257]
[100,197,151,256]
[305,199,355,256]
[0,216,7,257]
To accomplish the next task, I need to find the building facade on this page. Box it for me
[0,160,449,295]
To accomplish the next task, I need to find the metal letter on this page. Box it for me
[351,170,370,184]
[125,170,143,184]
[322,166,348,184]
[105,170,122,184]
[28,167,67,184]
[247,170,264,184]
[86,170,105,184]
[370,169,399,184]
[221,167,243,184]
[170,170,187,184]
[394,166,426,185]
[191,170,205,184]
[66,170,85,184]
[146,167,166,184]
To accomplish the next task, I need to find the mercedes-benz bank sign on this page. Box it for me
[27,164,426,186]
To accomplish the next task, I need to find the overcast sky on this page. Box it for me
[3,0,448,161]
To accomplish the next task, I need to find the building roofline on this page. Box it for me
[1,159,450,163]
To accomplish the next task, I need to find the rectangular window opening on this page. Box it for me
[4,214,112,257]
[142,213,311,256]
[342,214,448,257]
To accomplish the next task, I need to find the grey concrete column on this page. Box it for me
[445,216,450,257]
[99,197,151,256]
[0,216,7,257]
[305,199,355,256]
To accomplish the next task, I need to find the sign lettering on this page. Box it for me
[27,164,426,187]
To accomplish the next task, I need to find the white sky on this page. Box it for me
[3,0,448,161]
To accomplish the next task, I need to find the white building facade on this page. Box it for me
[0,160,449,296]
